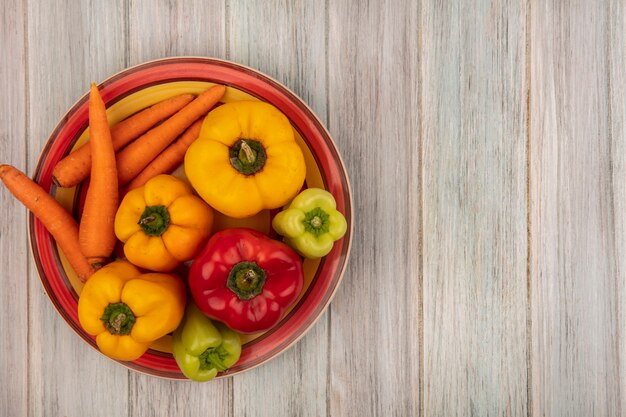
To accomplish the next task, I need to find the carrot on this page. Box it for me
[126,118,203,191]
[78,83,118,269]
[0,164,94,281]
[52,93,195,188]
[116,85,226,186]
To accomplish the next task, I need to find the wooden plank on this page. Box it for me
[127,0,226,65]
[227,2,329,416]
[227,0,327,115]
[0,0,28,416]
[421,0,528,416]
[530,1,625,415]
[232,324,328,417]
[25,1,129,416]
[129,375,230,416]
[609,0,626,414]
[326,1,421,416]
[126,2,231,416]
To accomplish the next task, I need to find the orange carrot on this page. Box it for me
[52,93,195,188]
[116,85,226,186]
[78,83,118,268]
[126,118,203,191]
[0,164,94,281]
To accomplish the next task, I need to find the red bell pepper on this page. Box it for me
[188,228,304,333]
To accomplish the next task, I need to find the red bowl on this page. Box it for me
[29,57,352,379]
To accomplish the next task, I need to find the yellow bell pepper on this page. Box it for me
[184,101,306,218]
[114,174,214,272]
[77,260,186,361]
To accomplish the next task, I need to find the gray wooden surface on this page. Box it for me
[1,1,624,416]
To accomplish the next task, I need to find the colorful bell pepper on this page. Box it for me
[184,101,306,218]
[77,260,186,361]
[272,188,347,258]
[114,174,214,271]
[172,302,242,381]
[188,228,304,333]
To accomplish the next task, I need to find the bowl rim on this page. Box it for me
[28,56,353,380]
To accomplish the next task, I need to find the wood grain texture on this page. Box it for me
[225,0,331,415]
[3,0,626,415]
[530,1,625,415]
[609,1,626,414]
[421,1,529,416]
[0,0,27,416]
[227,2,329,416]
[126,2,230,417]
[228,0,327,116]
[25,1,129,417]
[327,1,421,416]
[127,0,226,66]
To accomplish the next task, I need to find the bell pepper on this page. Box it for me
[184,101,306,218]
[77,260,186,361]
[114,174,214,272]
[188,228,304,333]
[272,188,347,258]
[172,302,241,381]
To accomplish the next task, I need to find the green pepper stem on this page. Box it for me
[138,205,170,236]
[199,345,230,371]
[229,139,267,175]
[243,270,256,285]
[227,261,267,300]
[101,303,136,335]
[111,313,126,333]
[310,216,322,228]
[303,207,331,236]
[139,215,155,225]
[240,140,256,164]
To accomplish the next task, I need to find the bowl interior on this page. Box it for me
[30,58,352,379]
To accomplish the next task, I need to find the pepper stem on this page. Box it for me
[303,207,331,236]
[229,139,267,175]
[101,303,136,335]
[138,205,170,236]
[227,261,267,300]
[111,313,126,333]
[240,140,256,164]
[310,216,322,228]
[139,215,155,225]
[199,345,229,371]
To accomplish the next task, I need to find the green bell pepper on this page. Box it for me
[172,303,241,381]
[272,188,347,259]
